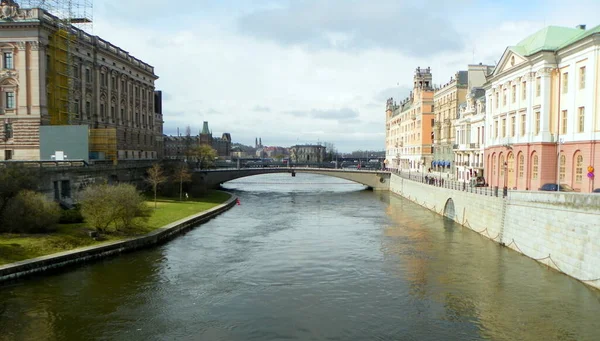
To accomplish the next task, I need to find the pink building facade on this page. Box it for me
[484,25,600,192]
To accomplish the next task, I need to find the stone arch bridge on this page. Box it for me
[191,168,391,192]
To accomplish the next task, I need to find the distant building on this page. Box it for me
[163,121,231,159]
[0,3,160,161]
[433,63,492,177]
[454,88,486,182]
[290,144,325,163]
[385,67,435,171]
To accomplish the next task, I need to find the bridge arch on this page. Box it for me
[193,168,391,191]
[443,198,455,220]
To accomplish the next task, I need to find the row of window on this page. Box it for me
[493,66,587,108]
[490,151,585,183]
[491,107,586,139]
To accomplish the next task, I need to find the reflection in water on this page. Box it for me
[0,173,599,341]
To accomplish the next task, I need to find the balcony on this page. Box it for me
[469,143,480,149]
[452,144,459,150]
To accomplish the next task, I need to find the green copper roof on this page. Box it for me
[511,26,584,56]
[560,24,600,48]
[201,121,210,134]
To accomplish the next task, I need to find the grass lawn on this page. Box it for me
[0,191,231,266]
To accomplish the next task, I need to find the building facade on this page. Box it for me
[289,144,325,163]
[432,64,492,177]
[0,4,160,161]
[454,88,486,182]
[385,67,434,171]
[484,24,600,193]
[432,71,468,176]
[163,121,231,160]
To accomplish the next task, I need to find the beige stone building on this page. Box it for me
[432,64,492,177]
[385,67,435,171]
[0,3,160,161]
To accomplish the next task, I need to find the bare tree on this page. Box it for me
[173,163,192,201]
[146,163,167,208]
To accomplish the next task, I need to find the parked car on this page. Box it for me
[469,176,486,187]
[538,183,575,192]
[593,188,600,193]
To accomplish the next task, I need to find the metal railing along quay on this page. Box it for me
[394,170,506,197]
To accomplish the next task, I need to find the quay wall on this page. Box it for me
[0,193,236,284]
[390,174,600,291]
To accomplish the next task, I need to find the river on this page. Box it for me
[1,173,599,341]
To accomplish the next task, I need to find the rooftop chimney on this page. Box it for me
[576,24,586,30]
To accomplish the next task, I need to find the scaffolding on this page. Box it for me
[20,0,93,125]
[89,128,117,161]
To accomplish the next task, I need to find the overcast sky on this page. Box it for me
[91,0,599,152]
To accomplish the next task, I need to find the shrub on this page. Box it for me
[59,206,84,224]
[3,190,61,233]
[79,183,151,234]
[0,165,39,232]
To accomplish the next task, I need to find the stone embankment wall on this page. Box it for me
[0,193,236,283]
[390,174,600,291]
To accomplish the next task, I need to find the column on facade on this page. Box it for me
[16,42,29,115]
[29,41,44,117]
[540,68,552,134]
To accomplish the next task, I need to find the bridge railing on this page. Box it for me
[395,170,505,197]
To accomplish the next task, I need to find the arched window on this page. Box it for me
[574,152,583,183]
[518,153,524,178]
[492,154,496,176]
[499,154,505,176]
[532,153,539,180]
[559,154,566,182]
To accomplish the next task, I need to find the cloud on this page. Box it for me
[237,0,464,57]
[253,105,271,112]
[285,108,359,120]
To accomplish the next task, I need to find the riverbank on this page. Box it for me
[390,173,600,291]
[0,191,236,283]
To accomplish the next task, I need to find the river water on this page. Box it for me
[1,173,599,341]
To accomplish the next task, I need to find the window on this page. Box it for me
[575,154,583,183]
[561,110,567,134]
[503,89,507,106]
[502,118,506,137]
[73,99,79,118]
[532,154,539,179]
[494,120,498,138]
[559,154,566,181]
[578,107,585,132]
[85,68,91,82]
[4,122,12,139]
[495,93,499,108]
[562,72,568,93]
[101,73,107,86]
[579,66,586,89]
[4,150,12,160]
[110,105,115,121]
[519,154,524,178]
[521,81,526,100]
[535,111,540,135]
[536,77,541,96]
[5,91,15,109]
[500,155,505,176]
[510,116,515,137]
[72,65,79,78]
[492,155,496,176]
[512,85,516,103]
[85,101,91,118]
[3,52,13,69]
[100,104,105,119]
[520,113,526,136]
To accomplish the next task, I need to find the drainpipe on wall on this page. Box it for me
[554,51,562,192]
